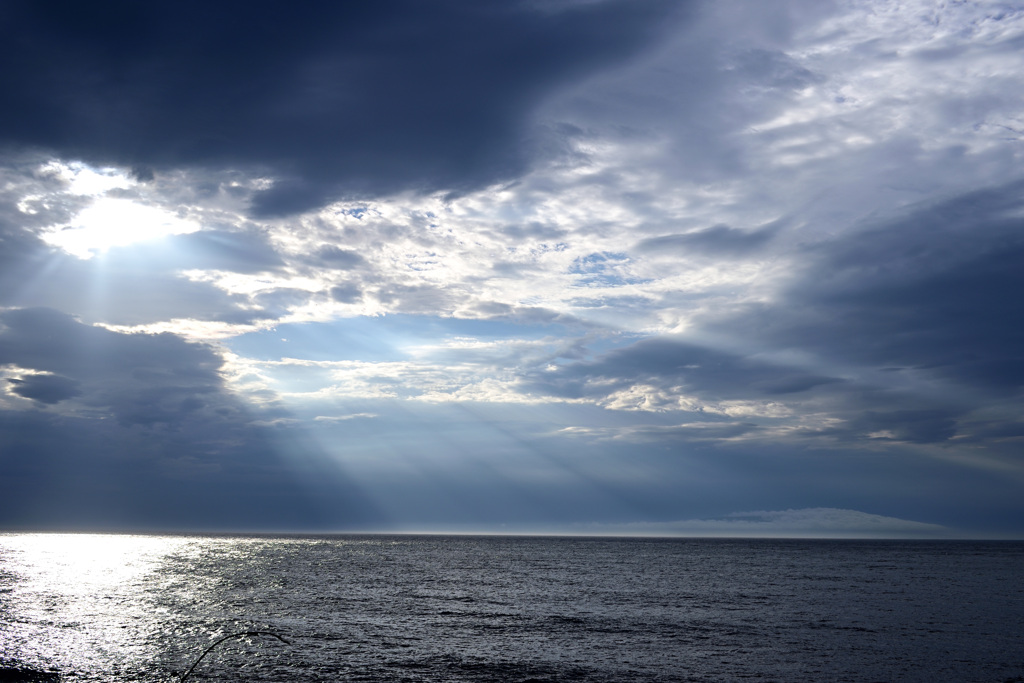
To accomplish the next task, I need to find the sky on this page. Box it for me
[1,0,1023,538]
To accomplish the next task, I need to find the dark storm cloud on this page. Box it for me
[0,307,225,426]
[725,182,1024,396]
[7,373,81,405]
[0,219,51,299]
[0,213,43,272]
[822,408,960,445]
[525,337,842,402]
[0,0,680,215]
[0,407,380,531]
[0,307,381,530]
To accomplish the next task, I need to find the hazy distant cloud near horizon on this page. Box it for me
[573,508,953,539]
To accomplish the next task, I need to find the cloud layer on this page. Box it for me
[1,0,1023,535]
[0,0,678,215]
[572,508,953,539]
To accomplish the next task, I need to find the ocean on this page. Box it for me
[0,534,1022,682]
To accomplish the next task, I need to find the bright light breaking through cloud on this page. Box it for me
[41,196,200,259]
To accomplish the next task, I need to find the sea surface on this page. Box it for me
[0,534,1022,682]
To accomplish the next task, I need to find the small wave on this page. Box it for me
[0,664,60,683]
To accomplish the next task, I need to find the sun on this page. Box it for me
[32,160,201,259]
[42,196,200,259]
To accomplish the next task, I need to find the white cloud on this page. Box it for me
[313,413,377,422]
[598,384,795,418]
[39,160,135,196]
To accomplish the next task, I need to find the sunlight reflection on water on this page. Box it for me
[0,533,188,678]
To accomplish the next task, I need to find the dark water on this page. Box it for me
[1,534,1022,682]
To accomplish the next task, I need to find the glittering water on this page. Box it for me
[1,534,1022,682]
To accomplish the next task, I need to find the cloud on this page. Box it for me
[0,306,232,426]
[0,154,77,271]
[329,284,363,305]
[635,224,777,257]
[7,372,81,405]
[0,0,680,216]
[312,246,365,270]
[575,508,953,538]
[169,230,285,274]
[0,306,381,530]
[524,181,1024,450]
[0,407,380,531]
[701,182,1024,399]
[524,337,843,404]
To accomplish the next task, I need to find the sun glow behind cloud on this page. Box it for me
[25,160,202,260]
[41,197,200,260]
